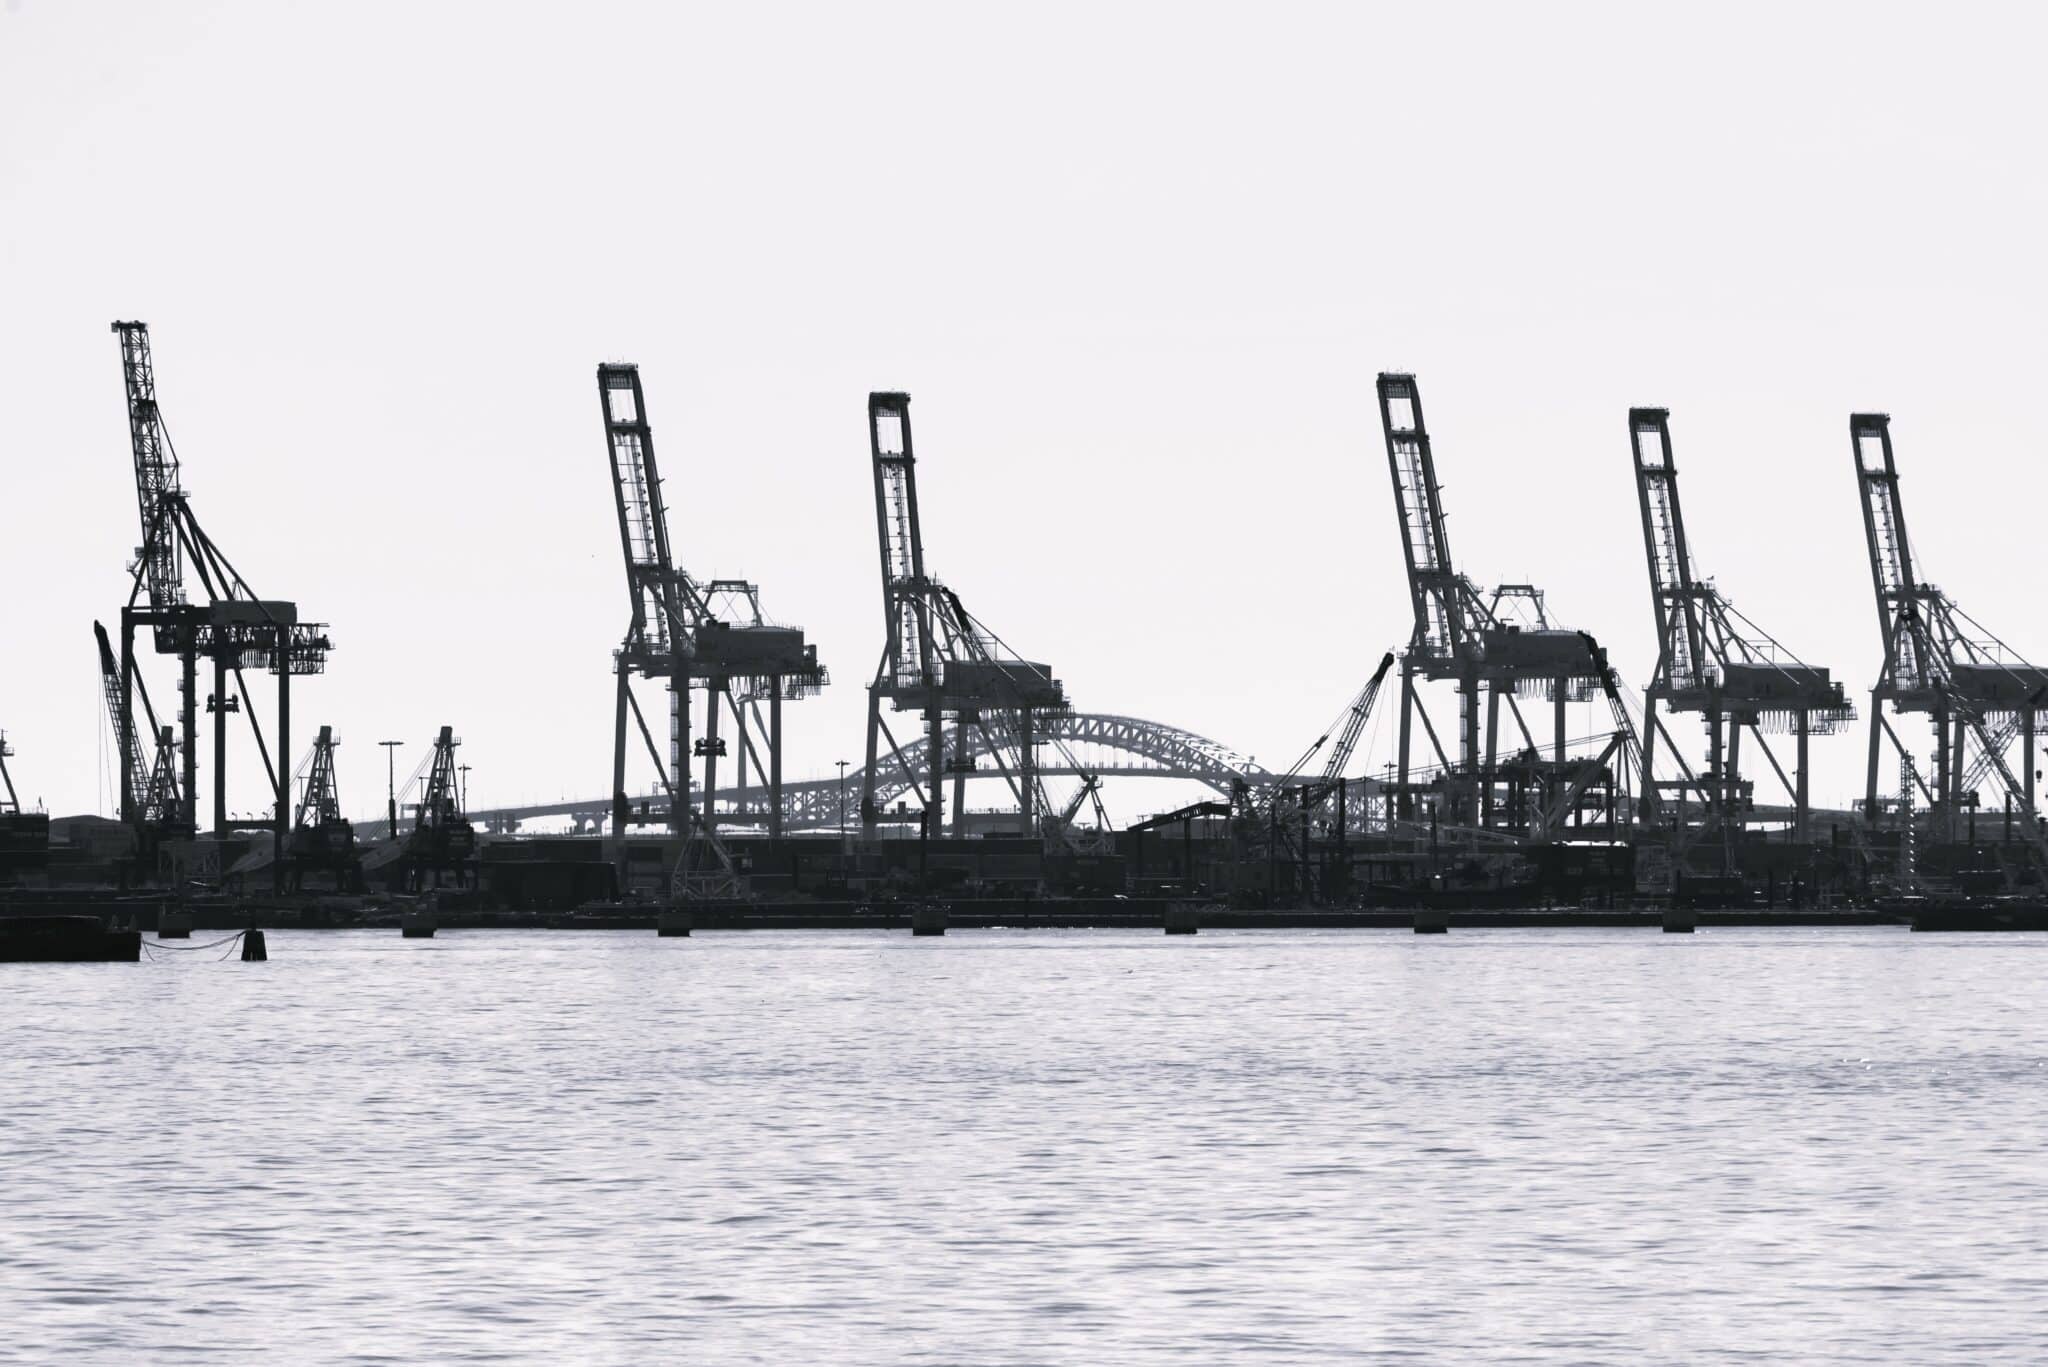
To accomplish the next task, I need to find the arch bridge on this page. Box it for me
[363,713,1273,838]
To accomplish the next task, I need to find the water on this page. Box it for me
[3,928,2045,1364]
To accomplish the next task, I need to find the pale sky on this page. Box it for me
[4,2,2045,823]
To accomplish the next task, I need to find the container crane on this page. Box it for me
[1629,408,1851,845]
[598,363,825,843]
[860,392,1067,839]
[110,322,330,889]
[1376,373,1603,830]
[1853,414,2048,846]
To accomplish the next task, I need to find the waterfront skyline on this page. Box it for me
[4,3,2045,828]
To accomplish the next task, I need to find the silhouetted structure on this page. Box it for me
[861,392,1067,839]
[94,619,182,861]
[1853,414,2046,846]
[599,363,825,840]
[1376,373,1608,832]
[1630,408,1851,847]
[0,730,50,885]
[405,726,475,888]
[288,725,357,890]
[110,322,331,889]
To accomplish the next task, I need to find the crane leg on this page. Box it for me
[1707,708,1724,825]
[702,685,722,834]
[119,613,137,828]
[1641,695,1660,824]
[1396,666,1416,822]
[1933,708,1950,842]
[181,643,198,831]
[672,674,690,833]
[951,746,966,835]
[735,697,751,807]
[213,654,228,837]
[926,703,945,838]
[1796,710,1811,844]
[769,683,784,841]
[274,661,289,895]
[1482,685,1500,828]
[861,688,882,838]
[612,669,631,837]
[1459,676,1480,824]
[1553,680,1566,764]
[1019,709,1035,836]
[1727,721,1743,824]
[1951,714,1967,841]
[2025,707,2036,819]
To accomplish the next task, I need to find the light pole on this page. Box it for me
[458,763,472,815]
[380,740,402,839]
[836,759,850,850]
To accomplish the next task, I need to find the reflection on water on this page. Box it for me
[3,928,2044,1364]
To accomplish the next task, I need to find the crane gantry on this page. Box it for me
[110,322,331,889]
[599,363,826,847]
[1629,408,1851,846]
[861,392,1068,839]
[1853,413,2048,848]
[1375,373,1610,834]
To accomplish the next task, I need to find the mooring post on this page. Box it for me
[241,928,268,960]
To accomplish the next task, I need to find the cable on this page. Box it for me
[139,930,247,959]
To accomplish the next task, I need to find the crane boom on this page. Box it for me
[1629,409,1708,693]
[869,392,936,694]
[1319,653,1395,785]
[95,620,151,820]
[112,322,185,632]
[1854,414,1939,697]
[600,363,690,660]
[1377,373,1485,661]
[294,726,343,829]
